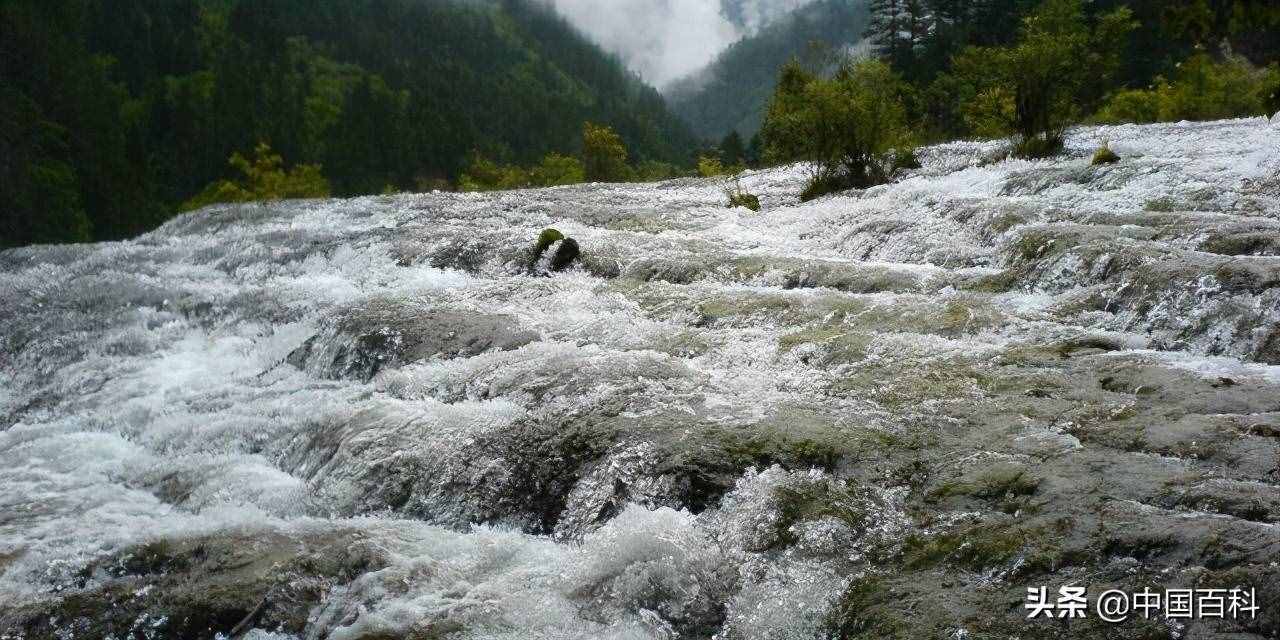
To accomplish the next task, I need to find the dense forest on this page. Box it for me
[4,0,1278,249]
[667,0,872,141]
[861,0,1280,139]
[0,0,697,248]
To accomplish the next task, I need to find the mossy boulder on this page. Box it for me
[528,228,581,273]
[534,228,565,256]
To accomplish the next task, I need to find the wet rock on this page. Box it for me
[0,530,386,640]
[549,237,580,271]
[288,301,538,381]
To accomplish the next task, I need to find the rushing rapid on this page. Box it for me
[2,118,1279,639]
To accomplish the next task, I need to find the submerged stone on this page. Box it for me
[549,237,580,271]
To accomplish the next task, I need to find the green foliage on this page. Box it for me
[458,153,531,192]
[0,88,92,248]
[666,0,872,140]
[1097,53,1280,124]
[725,178,761,211]
[719,130,748,166]
[1091,143,1121,165]
[2,0,696,247]
[459,151,587,192]
[697,155,729,178]
[862,0,1280,143]
[530,153,586,187]
[761,58,914,200]
[181,143,330,211]
[582,122,632,183]
[1095,87,1164,124]
[953,0,1135,158]
[635,160,682,182]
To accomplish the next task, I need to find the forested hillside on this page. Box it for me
[0,0,697,248]
[860,0,1280,138]
[670,0,1278,145]
[666,0,871,141]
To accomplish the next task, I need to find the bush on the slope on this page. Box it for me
[698,155,729,178]
[1091,143,1120,165]
[725,177,760,211]
[761,59,914,201]
[954,0,1134,159]
[459,152,585,192]
[1096,54,1280,124]
[583,122,633,183]
[182,143,330,211]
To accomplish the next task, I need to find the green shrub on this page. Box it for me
[458,152,525,191]
[953,0,1134,158]
[182,142,330,211]
[529,153,585,187]
[890,148,921,171]
[460,152,586,191]
[1097,55,1280,124]
[760,59,914,201]
[1091,143,1120,165]
[1095,87,1163,124]
[582,122,632,182]
[697,155,728,177]
[724,177,760,211]
[635,160,681,181]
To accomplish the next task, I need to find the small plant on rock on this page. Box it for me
[724,176,760,212]
[1091,142,1120,165]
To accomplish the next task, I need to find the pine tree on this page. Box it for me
[719,131,746,167]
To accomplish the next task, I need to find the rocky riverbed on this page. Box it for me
[2,117,1279,639]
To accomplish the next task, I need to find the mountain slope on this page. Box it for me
[0,0,696,248]
[666,0,871,141]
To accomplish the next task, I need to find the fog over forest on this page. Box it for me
[547,0,817,87]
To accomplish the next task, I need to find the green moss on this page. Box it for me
[533,228,564,258]
[961,269,1019,293]
[649,419,906,512]
[824,578,912,639]
[1144,196,1179,212]
[696,294,794,323]
[778,327,874,364]
[117,539,191,576]
[931,462,1041,501]
[772,480,869,547]
[902,522,1061,573]
[1010,228,1058,262]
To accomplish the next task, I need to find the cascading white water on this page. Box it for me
[2,118,1279,639]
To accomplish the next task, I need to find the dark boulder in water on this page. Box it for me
[549,237,581,272]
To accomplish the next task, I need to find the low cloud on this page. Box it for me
[547,0,815,88]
